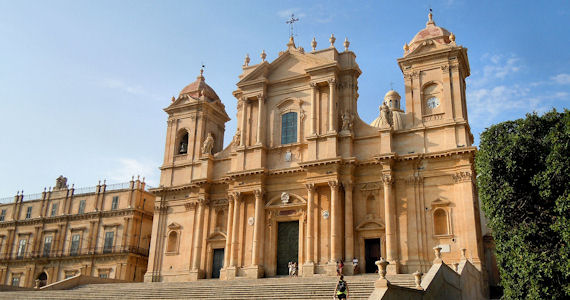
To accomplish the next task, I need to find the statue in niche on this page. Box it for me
[202,132,215,155]
[341,111,354,133]
[55,176,68,190]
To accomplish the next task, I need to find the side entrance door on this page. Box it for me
[365,238,381,273]
[276,221,299,275]
[211,248,224,278]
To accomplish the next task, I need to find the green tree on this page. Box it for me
[476,109,570,299]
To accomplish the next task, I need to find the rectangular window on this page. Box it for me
[0,209,6,221]
[25,206,32,219]
[70,234,80,256]
[281,112,298,144]
[17,239,27,258]
[50,203,58,217]
[11,276,20,287]
[111,196,119,210]
[99,273,108,279]
[103,231,114,253]
[78,200,86,214]
[43,236,53,257]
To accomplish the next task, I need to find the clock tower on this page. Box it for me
[398,11,473,148]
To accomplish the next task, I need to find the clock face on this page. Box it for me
[427,97,440,109]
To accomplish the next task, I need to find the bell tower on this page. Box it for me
[160,69,230,187]
[397,11,473,148]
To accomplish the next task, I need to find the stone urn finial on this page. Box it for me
[329,33,336,48]
[343,37,350,51]
[413,271,423,289]
[452,262,459,272]
[433,246,443,263]
[375,258,389,280]
[404,43,409,52]
[243,53,250,67]
[260,50,267,62]
[449,32,455,42]
[311,37,317,51]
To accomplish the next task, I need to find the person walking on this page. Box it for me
[334,275,349,299]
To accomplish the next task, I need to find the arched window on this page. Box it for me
[166,231,178,253]
[178,132,188,154]
[281,112,297,144]
[433,208,449,235]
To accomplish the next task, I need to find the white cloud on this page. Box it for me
[551,73,570,85]
[99,78,161,100]
[105,158,159,187]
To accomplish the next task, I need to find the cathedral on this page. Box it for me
[144,12,485,283]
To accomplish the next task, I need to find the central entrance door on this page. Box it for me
[276,221,299,275]
[365,238,381,273]
[211,248,224,279]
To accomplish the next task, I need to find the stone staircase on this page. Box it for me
[0,274,417,300]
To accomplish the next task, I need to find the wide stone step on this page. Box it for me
[0,274,421,300]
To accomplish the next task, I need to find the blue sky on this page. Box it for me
[0,0,569,196]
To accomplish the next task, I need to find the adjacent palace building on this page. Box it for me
[144,11,487,286]
[0,176,154,287]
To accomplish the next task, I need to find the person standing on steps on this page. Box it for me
[352,257,359,274]
[334,275,349,299]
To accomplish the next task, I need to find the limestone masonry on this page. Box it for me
[144,11,489,290]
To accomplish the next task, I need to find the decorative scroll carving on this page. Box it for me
[452,171,473,183]
[382,174,394,185]
[360,182,382,191]
[328,181,339,190]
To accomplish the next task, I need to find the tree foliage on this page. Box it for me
[476,109,570,299]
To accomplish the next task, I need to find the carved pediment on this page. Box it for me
[168,222,182,230]
[407,39,451,57]
[207,231,226,241]
[266,192,306,208]
[356,215,385,232]
[431,198,451,207]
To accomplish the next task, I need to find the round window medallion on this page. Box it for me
[322,210,330,219]
[248,217,254,226]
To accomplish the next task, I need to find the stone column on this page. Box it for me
[192,198,206,271]
[223,198,234,268]
[310,83,317,135]
[383,174,398,273]
[305,184,315,263]
[344,183,354,262]
[256,95,264,145]
[328,78,336,132]
[230,193,241,267]
[251,189,264,266]
[240,98,247,146]
[329,181,340,261]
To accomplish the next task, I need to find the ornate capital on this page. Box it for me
[184,202,196,211]
[452,171,473,183]
[254,189,264,199]
[257,93,265,102]
[229,191,242,202]
[382,174,393,185]
[197,196,209,206]
[309,82,318,88]
[328,180,339,190]
[440,65,449,72]
[328,78,336,85]
[305,183,315,192]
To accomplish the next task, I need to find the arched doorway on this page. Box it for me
[37,272,48,287]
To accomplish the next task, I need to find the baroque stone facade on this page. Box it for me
[145,12,486,284]
[0,176,154,287]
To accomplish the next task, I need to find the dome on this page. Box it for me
[408,12,452,50]
[179,69,220,101]
[384,90,401,101]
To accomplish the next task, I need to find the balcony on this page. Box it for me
[0,246,150,262]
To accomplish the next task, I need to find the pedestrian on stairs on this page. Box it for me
[288,261,293,277]
[334,275,349,299]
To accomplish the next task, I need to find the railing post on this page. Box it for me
[433,246,443,264]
